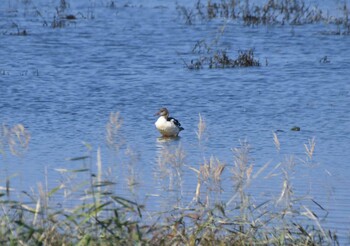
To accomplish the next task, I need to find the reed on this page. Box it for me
[181,20,261,69]
[1,123,30,157]
[177,0,350,35]
[0,116,339,245]
[195,113,206,142]
[178,0,346,26]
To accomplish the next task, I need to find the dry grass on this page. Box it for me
[304,137,316,160]
[273,131,281,152]
[1,123,30,157]
[106,112,124,152]
[196,113,206,142]
[157,143,186,202]
[0,115,339,245]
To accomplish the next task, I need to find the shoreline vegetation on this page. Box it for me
[0,115,339,245]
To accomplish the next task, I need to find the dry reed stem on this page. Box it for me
[273,131,280,152]
[304,137,316,160]
[302,205,329,242]
[158,144,185,173]
[106,112,124,152]
[1,124,30,156]
[196,156,225,205]
[157,148,172,179]
[229,140,255,236]
[96,147,102,207]
[157,143,186,198]
[194,176,201,202]
[125,146,140,189]
[196,113,206,141]
[277,157,295,208]
[0,113,337,245]
[232,140,253,189]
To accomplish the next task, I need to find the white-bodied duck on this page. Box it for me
[155,107,184,137]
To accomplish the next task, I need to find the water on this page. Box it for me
[1,0,350,242]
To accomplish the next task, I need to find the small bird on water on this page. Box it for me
[155,107,184,137]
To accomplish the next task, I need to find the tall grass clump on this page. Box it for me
[178,0,346,26]
[0,115,339,245]
[178,16,261,70]
[183,36,260,69]
[0,147,145,245]
[185,46,260,69]
[149,116,337,245]
[177,0,350,34]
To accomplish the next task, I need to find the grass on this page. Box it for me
[179,0,348,70]
[178,12,262,70]
[177,0,348,26]
[0,115,340,245]
[182,35,261,69]
[183,46,261,69]
[2,0,349,36]
[177,0,350,34]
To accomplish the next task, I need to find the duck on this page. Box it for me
[155,108,184,137]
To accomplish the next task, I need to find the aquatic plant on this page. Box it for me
[179,18,260,70]
[2,22,28,36]
[50,0,94,28]
[177,0,350,34]
[176,5,196,25]
[177,0,321,24]
[183,45,260,69]
[51,7,77,29]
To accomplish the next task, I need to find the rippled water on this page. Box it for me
[1,0,350,242]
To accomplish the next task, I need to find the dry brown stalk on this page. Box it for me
[106,112,124,152]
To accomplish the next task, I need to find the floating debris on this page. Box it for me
[291,126,301,131]
[319,56,330,63]
[65,14,76,20]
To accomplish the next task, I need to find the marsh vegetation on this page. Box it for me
[177,0,350,30]
[0,115,339,245]
[177,0,350,69]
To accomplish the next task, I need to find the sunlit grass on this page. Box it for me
[0,115,339,245]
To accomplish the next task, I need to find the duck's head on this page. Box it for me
[155,107,169,117]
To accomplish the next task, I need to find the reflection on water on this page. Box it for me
[156,136,181,143]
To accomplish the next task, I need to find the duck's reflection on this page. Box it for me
[156,136,181,143]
